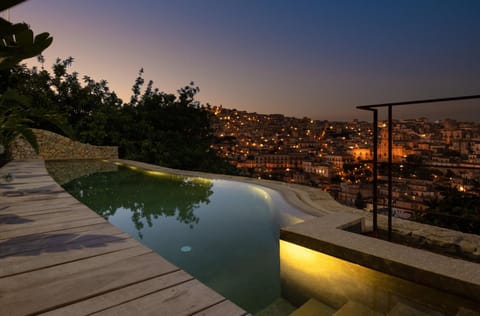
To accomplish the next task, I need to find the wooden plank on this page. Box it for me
[0,222,122,257]
[0,192,73,203]
[192,300,249,316]
[9,176,57,184]
[0,221,113,245]
[0,233,134,277]
[41,270,195,316]
[1,204,97,220]
[0,247,179,315]
[0,192,81,210]
[0,216,106,240]
[0,210,102,233]
[0,202,91,217]
[91,279,226,316]
[1,206,98,224]
[0,197,85,216]
[1,184,63,194]
[0,182,61,191]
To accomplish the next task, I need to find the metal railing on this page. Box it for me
[357,94,480,241]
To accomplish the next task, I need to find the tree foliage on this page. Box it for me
[4,58,237,174]
[0,89,37,154]
[119,71,236,173]
[417,187,480,234]
[0,0,54,164]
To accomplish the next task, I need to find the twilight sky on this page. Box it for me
[11,0,480,121]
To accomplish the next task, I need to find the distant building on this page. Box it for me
[302,161,330,177]
[255,153,306,169]
[378,129,411,162]
[351,147,372,161]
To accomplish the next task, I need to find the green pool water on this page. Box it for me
[48,161,311,314]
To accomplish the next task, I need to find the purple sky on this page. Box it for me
[11,0,480,121]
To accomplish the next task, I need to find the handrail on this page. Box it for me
[357,94,480,109]
[357,94,480,241]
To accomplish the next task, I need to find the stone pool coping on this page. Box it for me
[114,159,348,217]
[114,159,480,261]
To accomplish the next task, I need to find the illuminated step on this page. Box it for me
[456,307,480,316]
[256,298,296,316]
[289,298,335,316]
[388,302,439,316]
[333,301,382,316]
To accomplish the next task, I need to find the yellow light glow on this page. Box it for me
[280,239,472,314]
[280,240,342,279]
[145,170,168,177]
[249,185,273,202]
[192,177,212,185]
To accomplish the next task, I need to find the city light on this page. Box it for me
[209,107,480,219]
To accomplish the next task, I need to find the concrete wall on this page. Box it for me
[10,129,118,160]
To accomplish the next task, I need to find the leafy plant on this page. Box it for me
[0,0,53,70]
[0,89,38,156]
[0,0,53,165]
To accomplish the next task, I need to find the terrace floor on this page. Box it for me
[0,159,249,316]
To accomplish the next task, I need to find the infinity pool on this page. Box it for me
[47,160,311,314]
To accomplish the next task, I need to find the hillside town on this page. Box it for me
[210,106,480,219]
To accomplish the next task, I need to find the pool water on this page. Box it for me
[51,161,310,313]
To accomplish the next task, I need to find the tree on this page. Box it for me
[5,56,237,174]
[0,90,38,158]
[417,188,480,234]
[6,58,121,144]
[118,72,237,174]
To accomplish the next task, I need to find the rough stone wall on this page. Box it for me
[359,212,480,262]
[10,129,118,160]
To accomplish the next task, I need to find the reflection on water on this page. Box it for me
[46,160,118,185]
[62,164,213,238]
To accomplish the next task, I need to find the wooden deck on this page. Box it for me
[0,159,249,316]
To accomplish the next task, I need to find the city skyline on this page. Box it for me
[12,0,480,121]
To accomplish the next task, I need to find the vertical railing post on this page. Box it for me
[387,105,393,241]
[358,94,480,241]
[372,110,378,232]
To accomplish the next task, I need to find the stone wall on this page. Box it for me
[10,129,118,160]
[354,209,480,262]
